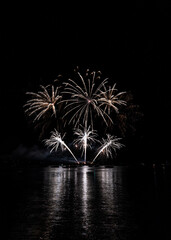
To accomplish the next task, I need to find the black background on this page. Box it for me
[1,7,171,164]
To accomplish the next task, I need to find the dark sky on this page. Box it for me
[1,7,171,161]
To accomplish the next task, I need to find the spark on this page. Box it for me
[62,69,112,128]
[99,83,127,115]
[73,126,98,164]
[91,134,124,164]
[24,85,62,122]
[44,129,79,164]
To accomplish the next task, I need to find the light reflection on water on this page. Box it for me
[1,165,171,240]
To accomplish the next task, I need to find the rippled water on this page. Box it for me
[0,165,171,240]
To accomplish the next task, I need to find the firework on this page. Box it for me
[91,134,124,164]
[44,129,79,164]
[23,68,128,165]
[62,69,112,128]
[73,126,98,164]
[99,83,126,115]
[24,85,62,122]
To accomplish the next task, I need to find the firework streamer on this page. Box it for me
[91,134,124,164]
[73,126,98,164]
[44,129,79,164]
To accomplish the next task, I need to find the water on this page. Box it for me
[0,165,171,240]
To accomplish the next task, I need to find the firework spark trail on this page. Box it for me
[24,85,62,122]
[74,126,98,164]
[62,69,112,128]
[44,129,79,164]
[91,134,124,164]
[83,131,87,164]
[99,83,127,115]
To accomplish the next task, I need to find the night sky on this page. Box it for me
[1,7,171,163]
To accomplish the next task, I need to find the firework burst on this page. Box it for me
[62,69,112,128]
[23,68,130,165]
[73,125,98,164]
[91,134,124,164]
[99,83,126,115]
[24,85,62,122]
[44,129,79,163]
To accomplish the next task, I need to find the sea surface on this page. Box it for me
[0,165,170,240]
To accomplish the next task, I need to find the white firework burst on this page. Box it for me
[91,134,124,164]
[99,83,127,115]
[73,125,98,163]
[62,69,112,128]
[44,129,79,163]
[24,85,62,122]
